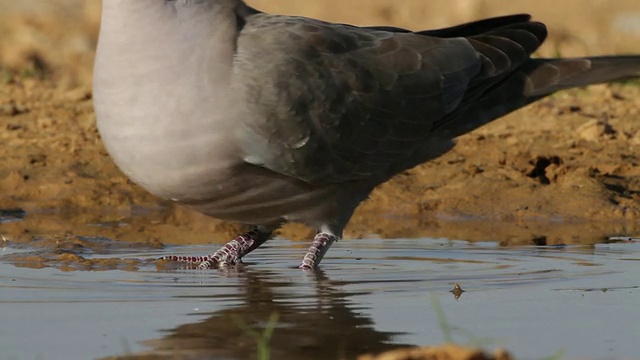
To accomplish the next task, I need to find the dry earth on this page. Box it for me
[2,0,640,249]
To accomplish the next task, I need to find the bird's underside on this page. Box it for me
[94,2,640,270]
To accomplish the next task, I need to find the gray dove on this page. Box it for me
[93,1,640,269]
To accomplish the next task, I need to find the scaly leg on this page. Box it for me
[159,227,273,269]
[299,231,339,270]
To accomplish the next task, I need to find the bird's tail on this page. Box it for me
[436,55,640,138]
[524,56,640,97]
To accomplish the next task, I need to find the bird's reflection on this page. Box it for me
[121,268,410,359]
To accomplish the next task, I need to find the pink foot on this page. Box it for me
[159,228,272,269]
[299,232,338,270]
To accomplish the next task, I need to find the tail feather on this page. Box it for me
[435,55,640,138]
[525,56,640,97]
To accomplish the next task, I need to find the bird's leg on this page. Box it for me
[299,230,340,270]
[159,226,273,269]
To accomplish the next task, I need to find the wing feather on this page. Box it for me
[234,13,545,183]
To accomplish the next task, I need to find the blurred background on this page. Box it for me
[1,0,640,87]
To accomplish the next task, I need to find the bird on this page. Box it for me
[93,1,640,270]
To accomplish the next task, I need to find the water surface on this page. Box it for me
[1,226,639,360]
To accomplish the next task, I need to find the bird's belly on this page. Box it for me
[97,115,240,201]
[179,164,363,227]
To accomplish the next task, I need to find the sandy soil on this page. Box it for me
[358,344,512,360]
[2,1,640,252]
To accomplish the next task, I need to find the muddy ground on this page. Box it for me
[3,0,640,249]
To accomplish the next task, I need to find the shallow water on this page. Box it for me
[1,221,639,360]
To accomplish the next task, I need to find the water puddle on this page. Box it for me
[1,215,639,360]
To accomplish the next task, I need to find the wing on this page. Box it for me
[233,12,546,184]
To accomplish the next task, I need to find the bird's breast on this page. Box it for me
[94,61,245,202]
